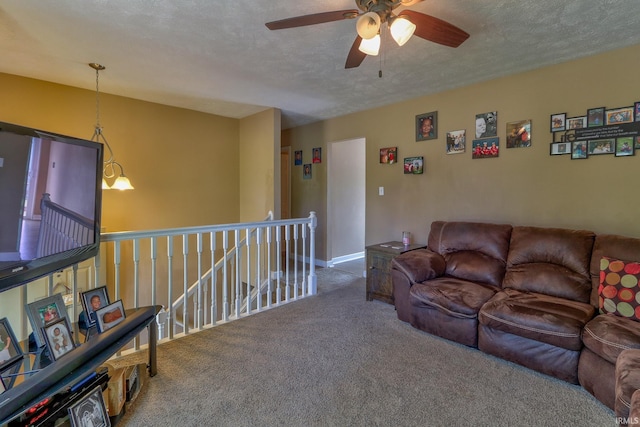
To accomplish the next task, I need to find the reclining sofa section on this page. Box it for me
[391,220,640,414]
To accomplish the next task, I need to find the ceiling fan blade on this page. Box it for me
[399,10,469,48]
[266,10,359,30]
[345,35,367,69]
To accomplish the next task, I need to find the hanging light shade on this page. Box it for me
[358,34,381,56]
[390,16,416,46]
[111,173,135,191]
[89,63,134,191]
[356,12,381,40]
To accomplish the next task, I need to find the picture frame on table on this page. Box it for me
[0,318,23,370]
[605,106,634,125]
[567,116,587,130]
[587,107,605,127]
[0,375,5,394]
[571,141,588,159]
[80,286,110,326]
[550,113,566,132]
[615,137,635,157]
[26,293,69,348]
[95,300,126,333]
[43,317,75,361]
[416,111,438,141]
[68,385,111,427]
[550,142,571,155]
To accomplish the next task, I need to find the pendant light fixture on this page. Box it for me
[89,63,134,191]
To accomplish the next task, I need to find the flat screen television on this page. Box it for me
[0,121,103,293]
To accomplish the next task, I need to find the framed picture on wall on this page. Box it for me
[587,107,605,127]
[506,120,531,148]
[303,164,312,179]
[550,113,566,132]
[379,147,397,164]
[567,116,587,130]
[615,137,635,157]
[571,141,588,159]
[472,138,499,158]
[312,147,322,164]
[635,102,640,122]
[605,107,634,125]
[475,112,498,138]
[403,157,424,174]
[587,139,614,155]
[416,111,437,141]
[446,130,466,154]
[549,142,571,155]
[294,150,302,165]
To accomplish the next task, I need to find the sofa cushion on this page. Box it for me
[428,221,512,288]
[615,349,640,420]
[599,256,640,320]
[479,288,595,351]
[590,234,640,307]
[503,226,595,303]
[582,314,640,364]
[409,277,498,318]
[391,249,445,284]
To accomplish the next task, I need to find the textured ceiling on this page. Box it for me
[1,0,640,129]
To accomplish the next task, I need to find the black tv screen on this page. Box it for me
[0,121,103,292]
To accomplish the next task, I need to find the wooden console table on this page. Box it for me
[366,241,426,304]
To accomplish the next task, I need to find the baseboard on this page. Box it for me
[327,252,364,268]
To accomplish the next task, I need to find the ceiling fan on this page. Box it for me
[265,0,469,69]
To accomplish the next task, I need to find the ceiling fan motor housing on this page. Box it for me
[355,0,402,23]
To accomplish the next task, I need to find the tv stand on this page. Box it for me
[0,305,159,425]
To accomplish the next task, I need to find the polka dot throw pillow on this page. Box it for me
[599,256,640,320]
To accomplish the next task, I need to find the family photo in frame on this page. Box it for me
[95,300,126,333]
[80,286,110,326]
[416,111,437,141]
[26,293,70,348]
[0,318,22,369]
[43,317,75,360]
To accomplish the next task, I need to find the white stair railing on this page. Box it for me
[96,212,317,343]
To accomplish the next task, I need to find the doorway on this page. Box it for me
[328,138,366,265]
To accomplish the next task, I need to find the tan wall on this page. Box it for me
[0,72,241,233]
[286,43,640,259]
[239,108,281,221]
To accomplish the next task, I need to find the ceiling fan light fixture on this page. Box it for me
[358,34,381,56]
[356,11,381,39]
[390,16,416,46]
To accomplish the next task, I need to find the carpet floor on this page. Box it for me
[112,268,615,426]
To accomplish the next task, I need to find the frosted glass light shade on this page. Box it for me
[390,16,416,46]
[111,175,134,190]
[102,178,111,190]
[358,34,381,56]
[356,12,381,39]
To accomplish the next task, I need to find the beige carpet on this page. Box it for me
[111,268,614,426]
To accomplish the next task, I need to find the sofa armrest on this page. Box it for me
[616,349,640,421]
[391,248,446,284]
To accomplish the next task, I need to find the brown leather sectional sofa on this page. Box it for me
[391,220,640,419]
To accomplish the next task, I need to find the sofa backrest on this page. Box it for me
[504,226,595,302]
[589,234,640,308]
[428,221,512,288]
